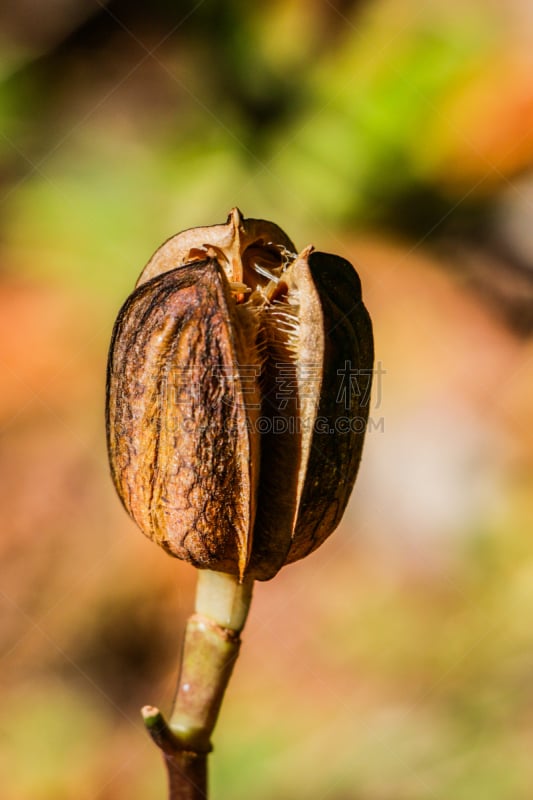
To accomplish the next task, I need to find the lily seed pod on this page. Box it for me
[106,209,374,580]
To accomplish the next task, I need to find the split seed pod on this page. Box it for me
[106,209,374,580]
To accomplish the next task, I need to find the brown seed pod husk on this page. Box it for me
[106,209,374,580]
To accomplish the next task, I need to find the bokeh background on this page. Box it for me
[1,1,533,798]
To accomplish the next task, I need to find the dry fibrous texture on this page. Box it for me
[106,209,374,580]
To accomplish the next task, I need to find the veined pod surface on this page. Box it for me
[106,209,374,580]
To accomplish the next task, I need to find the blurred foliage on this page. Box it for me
[0,1,532,292]
[1,1,533,799]
[0,0,531,328]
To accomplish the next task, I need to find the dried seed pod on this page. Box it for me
[106,209,374,580]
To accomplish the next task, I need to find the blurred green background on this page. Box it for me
[1,1,533,798]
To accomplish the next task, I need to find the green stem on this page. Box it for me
[143,570,254,799]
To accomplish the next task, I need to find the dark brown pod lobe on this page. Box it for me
[286,251,374,563]
[247,250,374,579]
[106,258,261,577]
